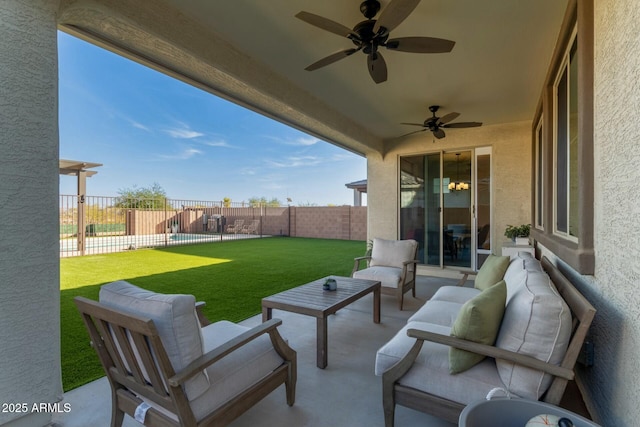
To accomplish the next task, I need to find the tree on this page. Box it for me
[248,196,282,207]
[114,183,168,210]
[223,197,232,207]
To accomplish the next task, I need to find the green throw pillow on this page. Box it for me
[474,254,510,291]
[449,280,507,374]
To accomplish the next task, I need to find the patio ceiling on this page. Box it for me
[58,0,569,156]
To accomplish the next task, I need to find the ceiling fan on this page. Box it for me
[295,0,455,84]
[401,105,482,139]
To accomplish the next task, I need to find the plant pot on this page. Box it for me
[515,237,529,246]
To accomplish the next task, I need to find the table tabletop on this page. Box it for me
[262,276,381,317]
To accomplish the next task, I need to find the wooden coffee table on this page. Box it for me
[262,276,381,369]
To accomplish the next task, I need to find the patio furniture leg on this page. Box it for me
[317,316,328,369]
[262,306,272,322]
[373,287,381,323]
[110,386,124,427]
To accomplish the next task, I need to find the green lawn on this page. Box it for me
[61,237,365,391]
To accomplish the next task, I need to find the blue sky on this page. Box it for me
[58,32,366,206]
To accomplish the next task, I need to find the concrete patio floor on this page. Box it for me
[51,275,588,427]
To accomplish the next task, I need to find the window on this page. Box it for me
[554,34,579,240]
[530,0,594,274]
[534,118,544,230]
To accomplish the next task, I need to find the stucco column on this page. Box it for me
[0,1,62,426]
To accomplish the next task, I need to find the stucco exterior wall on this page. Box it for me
[546,0,640,424]
[368,121,532,258]
[0,1,62,426]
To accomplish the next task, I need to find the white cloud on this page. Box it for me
[164,127,204,139]
[262,135,320,146]
[265,155,322,168]
[156,147,203,161]
[240,167,258,175]
[201,139,234,148]
[294,136,320,146]
[131,121,150,131]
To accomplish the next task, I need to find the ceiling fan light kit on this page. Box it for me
[296,0,455,84]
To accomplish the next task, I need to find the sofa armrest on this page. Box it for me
[352,256,372,276]
[168,318,294,387]
[406,328,574,381]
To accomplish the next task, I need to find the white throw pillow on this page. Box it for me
[495,270,571,399]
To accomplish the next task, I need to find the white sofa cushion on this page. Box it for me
[353,265,402,289]
[408,299,464,326]
[190,321,285,421]
[495,270,572,399]
[369,238,417,270]
[99,281,209,400]
[430,286,481,304]
[376,321,507,405]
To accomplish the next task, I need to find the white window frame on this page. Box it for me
[552,27,578,243]
[534,117,544,231]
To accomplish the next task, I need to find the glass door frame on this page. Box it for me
[399,147,492,272]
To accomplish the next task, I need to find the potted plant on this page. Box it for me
[504,224,530,245]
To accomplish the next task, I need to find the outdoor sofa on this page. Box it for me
[376,251,596,426]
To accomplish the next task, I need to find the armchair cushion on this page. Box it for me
[449,280,507,373]
[369,238,417,270]
[189,321,285,421]
[474,254,510,291]
[353,265,403,289]
[99,281,209,400]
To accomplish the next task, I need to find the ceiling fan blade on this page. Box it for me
[373,0,421,34]
[367,52,388,84]
[400,122,426,127]
[443,122,483,128]
[439,112,460,124]
[295,11,359,39]
[399,128,427,138]
[433,128,446,139]
[305,48,358,71]
[385,37,456,53]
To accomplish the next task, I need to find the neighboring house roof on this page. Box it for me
[345,179,367,192]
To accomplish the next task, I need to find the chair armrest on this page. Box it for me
[352,256,372,276]
[457,271,476,287]
[406,328,574,381]
[400,259,420,282]
[168,318,290,387]
[195,301,211,326]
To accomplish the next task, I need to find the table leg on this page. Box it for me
[317,316,328,369]
[373,287,381,324]
[262,306,272,322]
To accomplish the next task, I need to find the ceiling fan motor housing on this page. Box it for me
[360,0,381,19]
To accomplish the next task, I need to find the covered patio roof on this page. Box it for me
[57,0,568,156]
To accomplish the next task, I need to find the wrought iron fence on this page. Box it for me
[59,196,274,256]
[60,195,367,256]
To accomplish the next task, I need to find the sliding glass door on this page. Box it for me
[400,148,491,271]
[442,151,472,268]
